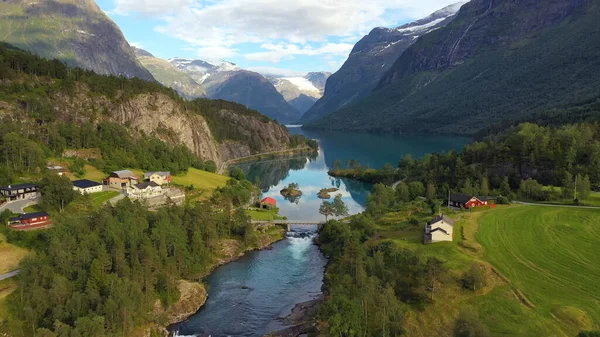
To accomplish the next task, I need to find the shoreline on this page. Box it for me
[161,228,288,337]
[219,146,317,174]
[266,235,330,337]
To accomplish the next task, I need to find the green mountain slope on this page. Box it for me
[0,0,154,81]
[134,47,206,100]
[0,43,309,169]
[307,0,600,135]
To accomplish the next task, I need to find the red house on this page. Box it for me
[8,211,52,230]
[449,193,492,209]
[260,197,277,209]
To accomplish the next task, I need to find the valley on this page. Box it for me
[0,0,599,336]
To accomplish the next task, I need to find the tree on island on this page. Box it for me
[319,201,335,221]
[332,194,349,218]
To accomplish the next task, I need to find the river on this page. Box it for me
[171,128,469,337]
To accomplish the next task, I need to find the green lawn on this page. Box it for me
[78,164,107,182]
[246,208,285,221]
[476,206,600,336]
[23,204,42,213]
[171,168,229,191]
[88,191,120,208]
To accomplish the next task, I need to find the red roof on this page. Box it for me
[261,197,277,205]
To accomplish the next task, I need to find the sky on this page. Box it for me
[96,0,462,76]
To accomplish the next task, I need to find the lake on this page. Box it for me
[171,128,469,336]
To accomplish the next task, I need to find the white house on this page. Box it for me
[127,181,163,199]
[144,171,171,185]
[425,215,454,243]
[72,179,103,194]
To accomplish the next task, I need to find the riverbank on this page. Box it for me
[135,226,287,337]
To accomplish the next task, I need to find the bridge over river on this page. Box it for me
[251,220,325,231]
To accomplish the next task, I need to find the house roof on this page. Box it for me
[449,193,476,204]
[47,165,65,171]
[72,179,102,189]
[144,171,171,179]
[1,183,39,191]
[430,214,455,227]
[430,227,450,235]
[134,181,160,190]
[10,211,49,222]
[110,170,137,179]
[261,197,277,205]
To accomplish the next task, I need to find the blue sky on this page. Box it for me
[96,0,462,76]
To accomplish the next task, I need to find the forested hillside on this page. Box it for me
[2,181,270,336]
[330,122,600,203]
[0,43,312,182]
[307,0,600,135]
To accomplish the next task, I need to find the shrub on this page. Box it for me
[454,310,490,337]
[462,263,487,291]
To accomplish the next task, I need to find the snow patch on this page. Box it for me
[283,77,320,94]
[395,17,448,33]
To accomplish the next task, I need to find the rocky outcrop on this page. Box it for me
[0,0,154,81]
[215,109,293,162]
[111,93,221,163]
[43,83,294,167]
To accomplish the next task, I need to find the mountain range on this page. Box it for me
[268,72,331,114]
[0,0,154,81]
[133,48,207,100]
[169,58,302,123]
[300,2,465,124]
[307,0,600,135]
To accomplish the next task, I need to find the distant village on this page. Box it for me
[0,167,185,231]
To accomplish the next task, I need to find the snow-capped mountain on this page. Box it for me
[169,58,240,84]
[169,58,301,123]
[300,2,466,123]
[268,72,331,113]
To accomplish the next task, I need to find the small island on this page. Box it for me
[280,182,302,198]
[317,187,339,199]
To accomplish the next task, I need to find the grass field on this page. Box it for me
[246,208,285,221]
[171,168,229,191]
[0,278,17,324]
[476,206,600,336]
[79,164,107,182]
[0,233,28,275]
[89,191,120,208]
[371,204,600,336]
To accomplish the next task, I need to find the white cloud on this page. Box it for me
[113,0,465,64]
[129,41,144,49]
[244,42,354,63]
[246,66,306,77]
[113,0,195,16]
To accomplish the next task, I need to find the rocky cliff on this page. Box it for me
[300,3,464,123]
[0,79,292,167]
[308,0,600,135]
[0,0,155,81]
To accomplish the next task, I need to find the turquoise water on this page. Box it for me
[238,127,470,221]
[171,128,469,336]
